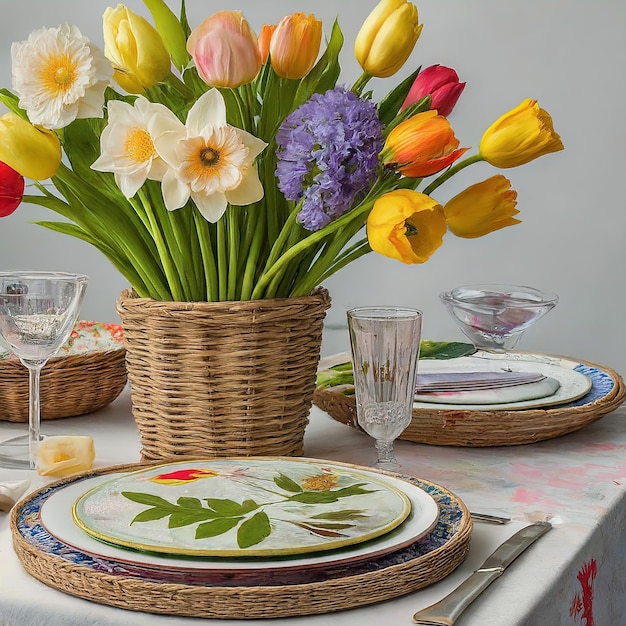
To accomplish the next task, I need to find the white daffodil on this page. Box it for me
[91,97,180,199]
[11,23,112,130]
[154,89,267,223]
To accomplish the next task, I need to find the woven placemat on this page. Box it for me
[313,355,625,447]
[11,460,471,619]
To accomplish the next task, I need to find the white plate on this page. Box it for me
[414,376,561,405]
[412,355,592,410]
[41,460,439,571]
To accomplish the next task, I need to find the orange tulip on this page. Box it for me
[382,110,468,178]
[187,11,262,88]
[258,24,276,64]
[444,175,520,238]
[367,189,446,264]
[269,13,322,79]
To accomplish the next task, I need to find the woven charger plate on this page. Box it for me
[313,354,625,447]
[11,460,471,619]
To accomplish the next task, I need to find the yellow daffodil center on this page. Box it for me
[41,54,77,94]
[125,127,155,164]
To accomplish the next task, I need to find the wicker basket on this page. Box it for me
[116,288,331,461]
[0,348,127,422]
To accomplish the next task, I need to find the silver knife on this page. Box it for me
[412,522,552,626]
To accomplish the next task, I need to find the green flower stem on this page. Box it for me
[144,182,196,300]
[351,71,372,96]
[136,190,183,301]
[193,209,218,301]
[163,71,195,102]
[316,239,372,286]
[423,153,484,196]
[251,199,374,299]
[216,216,228,301]
[239,207,265,301]
[261,203,301,273]
[226,208,239,301]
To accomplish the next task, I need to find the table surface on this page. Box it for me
[1,386,625,626]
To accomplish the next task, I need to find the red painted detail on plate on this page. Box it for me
[149,468,219,485]
[569,559,597,625]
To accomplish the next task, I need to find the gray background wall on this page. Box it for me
[1,1,624,375]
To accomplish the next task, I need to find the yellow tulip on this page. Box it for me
[0,113,61,180]
[103,4,171,94]
[355,0,422,78]
[270,13,322,79]
[444,175,520,238]
[367,189,446,264]
[479,99,564,168]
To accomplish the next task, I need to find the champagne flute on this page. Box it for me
[0,272,88,469]
[347,307,422,472]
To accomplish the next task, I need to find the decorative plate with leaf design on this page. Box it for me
[72,458,419,558]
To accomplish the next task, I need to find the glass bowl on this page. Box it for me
[439,283,559,353]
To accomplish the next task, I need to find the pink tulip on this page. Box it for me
[401,64,465,117]
[0,160,24,217]
[187,11,262,88]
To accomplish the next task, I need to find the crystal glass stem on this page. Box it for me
[24,358,46,470]
[375,440,399,472]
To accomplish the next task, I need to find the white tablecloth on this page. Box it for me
[1,387,625,625]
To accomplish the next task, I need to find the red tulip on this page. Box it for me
[0,160,25,217]
[401,64,465,117]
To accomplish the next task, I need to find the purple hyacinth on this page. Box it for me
[275,87,384,231]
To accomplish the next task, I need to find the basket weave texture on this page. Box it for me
[0,349,127,422]
[313,357,625,447]
[116,288,331,461]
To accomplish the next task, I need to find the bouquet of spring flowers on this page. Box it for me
[0,0,563,302]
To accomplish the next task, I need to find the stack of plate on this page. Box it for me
[11,458,473,618]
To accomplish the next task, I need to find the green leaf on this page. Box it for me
[331,484,375,498]
[420,341,476,360]
[204,498,248,516]
[274,473,303,493]
[131,507,171,524]
[122,491,175,509]
[377,67,421,126]
[0,88,26,118]
[143,0,190,71]
[168,510,217,528]
[289,491,339,504]
[311,509,368,520]
[177,496,203,509]
[315,370,354,389]
[237,511,271,549]
[195,516,241,540]
[241,499,260,514]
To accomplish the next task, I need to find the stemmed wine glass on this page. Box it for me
[347,307,422,472]
[0,272,88,469]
